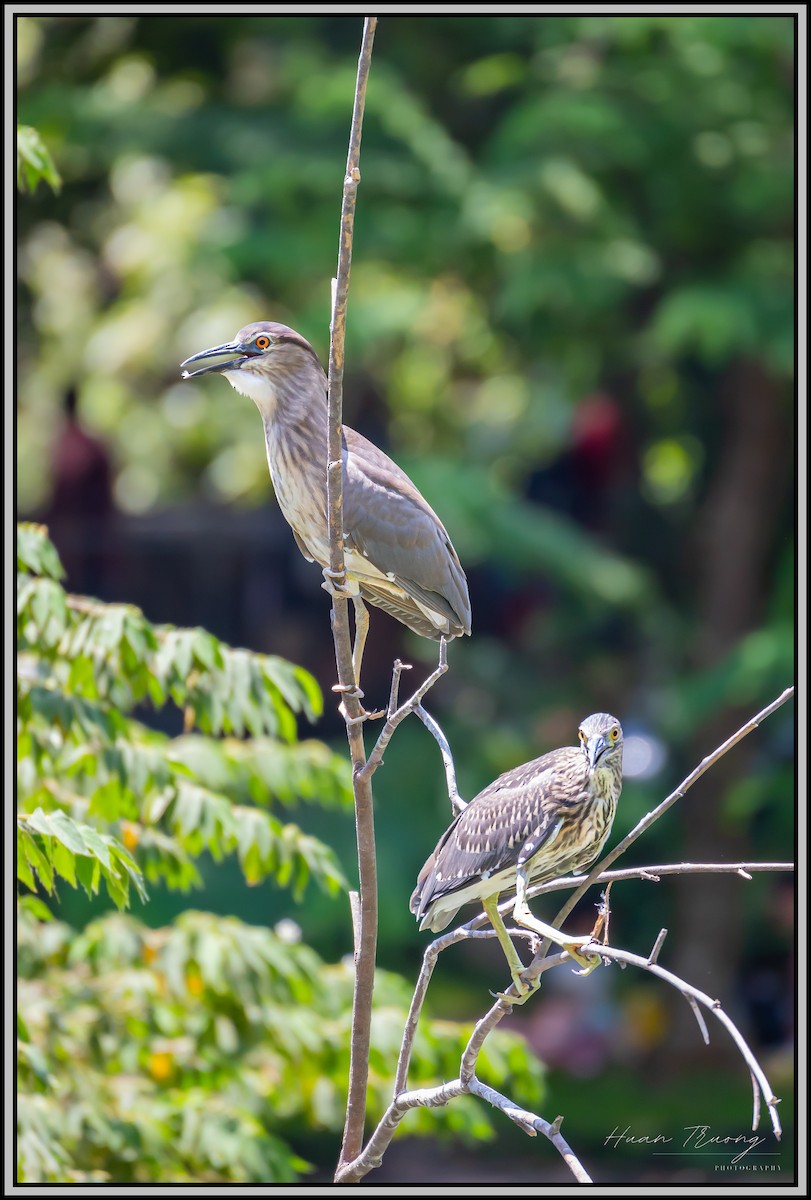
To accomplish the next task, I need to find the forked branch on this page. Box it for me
[336,689,794,1183]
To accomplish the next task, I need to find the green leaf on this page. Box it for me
[18,894,55,923]
[17,834,37,892]
[191,629,222,671]
[19,828,55,894]
[17,125,62,194]
[28,579,67,640]
[75,853,102,898]
[16,524,65,579]
[30,807,90,856]
[19,809,147,907]
[51,840,77,888]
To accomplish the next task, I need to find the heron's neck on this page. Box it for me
[591,757,622,801]
[223,360,329,441]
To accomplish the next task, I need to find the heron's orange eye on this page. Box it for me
[255,335,271,350]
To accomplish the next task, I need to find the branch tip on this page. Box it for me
[646,928,668,965]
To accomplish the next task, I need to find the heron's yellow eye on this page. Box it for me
[578,730,586,742]
[255,334,271,350]
[609,727,619,741]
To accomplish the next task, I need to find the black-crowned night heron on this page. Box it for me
[410,713,623,1001]
[181,322,471,683]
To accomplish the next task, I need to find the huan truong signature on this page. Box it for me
[604,1124,768,1165]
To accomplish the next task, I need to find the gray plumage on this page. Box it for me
[411,712,624,933]
[181,321,471,642]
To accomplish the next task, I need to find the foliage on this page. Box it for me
[16,523,549,1182]
[17,123,61,194]
[17,900,546,1183]
[17,522,346,902]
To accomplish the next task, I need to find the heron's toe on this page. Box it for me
[565,943,603,975]
[321,567,355,598]
[492,968,540,1006]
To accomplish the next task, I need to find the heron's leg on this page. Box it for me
[323,569,381,721]
[319,574,369,686]
[351,595,370,685]
[322,567,363,696]
[482,894,539,1004]
[512,868,602,976]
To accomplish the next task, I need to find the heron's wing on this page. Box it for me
[292,529,315,562]
[342,427,471,635]
[410,748,582,918]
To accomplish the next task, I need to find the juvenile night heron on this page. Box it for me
[181,322,471,683]
[411,712,624,1001]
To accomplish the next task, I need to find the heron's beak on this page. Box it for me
[180,341,252,379]
[587,735,610,770]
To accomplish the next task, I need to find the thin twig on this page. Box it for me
[528,860,794,897]
[467,1080,593,1183]
[647,927,668,966]
[593,944,783,1140]
[687,995,711,1045]
[750,1071,761,1133]
[387,659,412,716]
[414,702,466,813]
[358,640,448,780]
[327,16,378,1177]
[458,861,794,939]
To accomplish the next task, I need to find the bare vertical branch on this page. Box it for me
[326,17,378,1178]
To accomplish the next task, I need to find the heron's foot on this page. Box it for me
[331,682,385,725]
[321,567,355,599]
[492,969,540,1007]
[563,939,603,976]
[340,703,386,726]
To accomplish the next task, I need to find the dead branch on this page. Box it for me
[337,691,793,1183]
[593,942,783,1140]
[337,948,589,1184]
[466,1080,593,1183]
[358,640,449,780]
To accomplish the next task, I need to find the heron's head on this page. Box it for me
[180,321,323,414]
[578,712,623,771]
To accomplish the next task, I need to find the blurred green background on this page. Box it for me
[16,13,795,1184]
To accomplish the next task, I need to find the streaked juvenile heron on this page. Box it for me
[411,712,624,1001]
[181,322,471,684]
